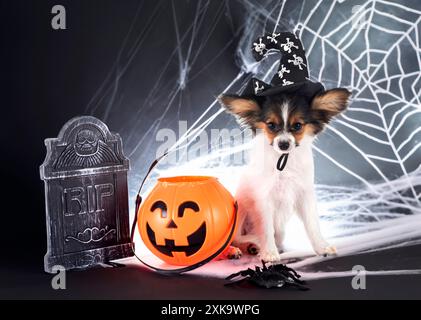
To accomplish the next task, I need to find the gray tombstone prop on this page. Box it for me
[40,116,134,273]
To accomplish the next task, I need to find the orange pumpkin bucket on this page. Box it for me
[137,176,237,266]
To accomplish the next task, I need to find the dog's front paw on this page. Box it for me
[217,245,242,260]
[260,250,281,262]
[315,244,337,256]
[323,245,337,256]
[226,246,243,259]
[247,243,259,255]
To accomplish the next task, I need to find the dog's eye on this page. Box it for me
[291,122,302,131]
[266,122,277,132]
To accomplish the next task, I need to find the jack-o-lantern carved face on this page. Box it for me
[146,200,206,257]
[138,176,237,266]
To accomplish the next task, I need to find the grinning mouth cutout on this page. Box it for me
[146,222,206,257]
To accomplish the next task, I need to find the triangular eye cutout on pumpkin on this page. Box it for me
[166,219,178,229]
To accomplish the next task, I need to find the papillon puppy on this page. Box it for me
[219,88,351,262]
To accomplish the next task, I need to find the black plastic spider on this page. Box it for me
[225,260,309,290]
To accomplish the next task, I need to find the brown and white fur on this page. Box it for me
[219,88,351,261]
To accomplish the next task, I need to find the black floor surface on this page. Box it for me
[1,243,420,300]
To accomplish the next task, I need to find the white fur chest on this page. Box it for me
[244,133,315,202]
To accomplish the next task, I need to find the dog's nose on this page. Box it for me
[278,141,290,151]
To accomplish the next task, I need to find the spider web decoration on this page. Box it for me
[293,0,421,228]
[184,0,421,279]
[85,0,421,278]
[158,0,421,242]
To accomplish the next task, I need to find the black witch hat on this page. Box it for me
[241,32,324,99]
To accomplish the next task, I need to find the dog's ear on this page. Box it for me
[310,88,351,131]
[218,94,261,128]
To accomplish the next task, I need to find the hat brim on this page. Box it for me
[255,80,324,99]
